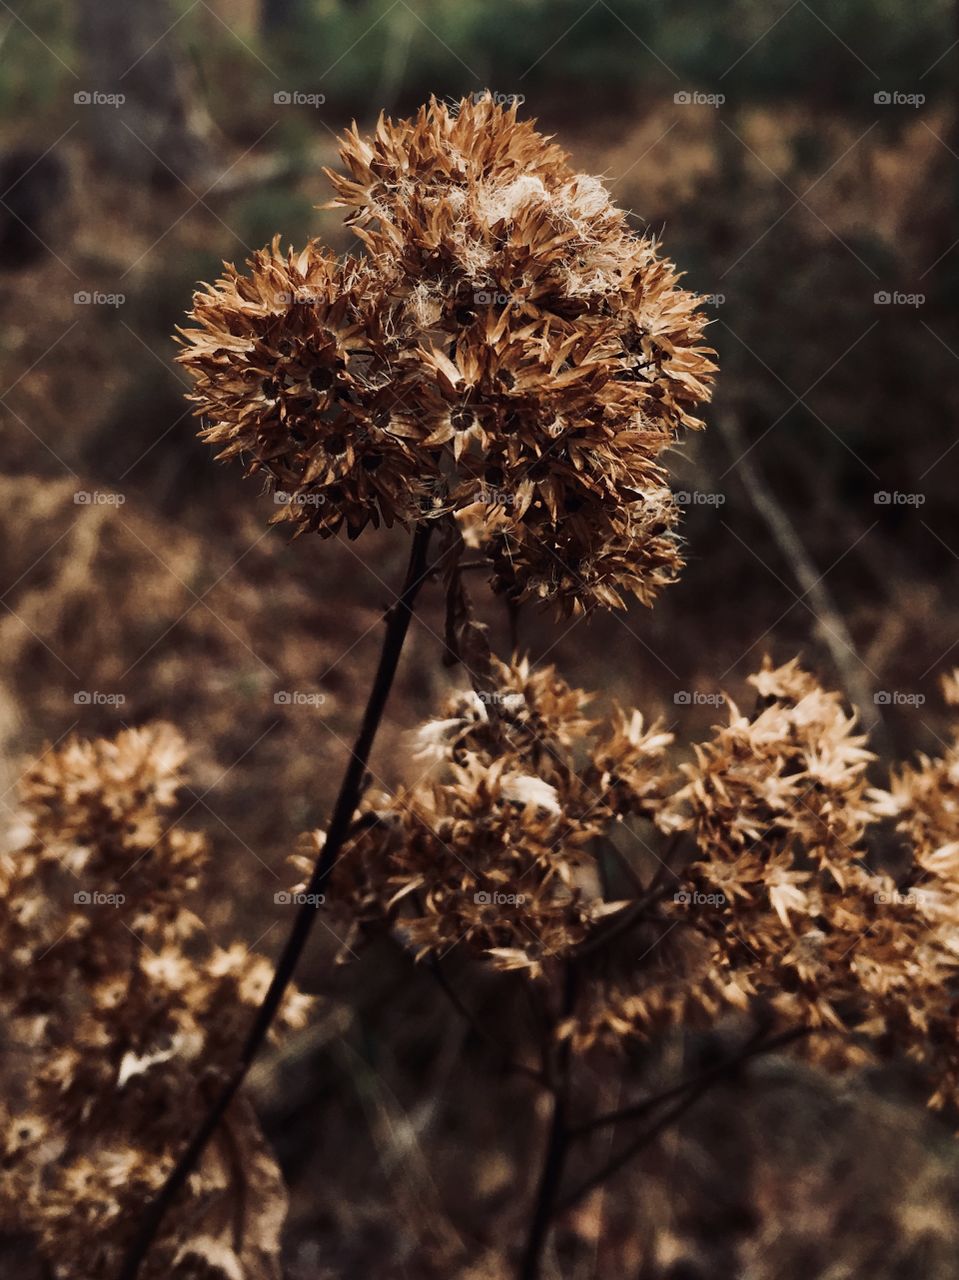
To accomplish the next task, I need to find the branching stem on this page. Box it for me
[557,1027,810,1214]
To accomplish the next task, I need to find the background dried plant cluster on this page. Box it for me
[1,725,311,1278]
[1,4,959,1279]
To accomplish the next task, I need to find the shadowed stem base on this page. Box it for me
[519,964,576,1280]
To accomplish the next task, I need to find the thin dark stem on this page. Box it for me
[518,965,577,1280]
[423,954,550,1089]
[569,882,673,963]
[118,522,433,1280]
[507,595,521,655]
[569,1026,809,1137]
[557,1027,810,1214]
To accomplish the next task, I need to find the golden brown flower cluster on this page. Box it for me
[306,657,673,977]
[312,657,959,1113]
[577,664,959,1115]
[549,667,958,1106]
[579,658,881,1048]
[0,725,309,1280]
[179,95,715,614]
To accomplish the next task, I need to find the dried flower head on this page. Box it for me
[574,663,959,1116]
[179,95,715,613]
[308,655,959,1117]
[0,725,309,1279]
[300,657,674,978]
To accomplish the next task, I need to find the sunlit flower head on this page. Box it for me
[180,94,715,612]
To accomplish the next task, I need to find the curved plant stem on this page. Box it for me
[518,964,577,1280]
[119,522,433,1280]
[569,1026,810,1138]
[423,953,551,1090]
[557,1027,810,1214]
[569,883,671,964]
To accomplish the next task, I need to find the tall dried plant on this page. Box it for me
[5,95,957,1280]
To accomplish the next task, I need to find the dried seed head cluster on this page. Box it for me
[864,671,959,1106]
[179,95,715,614]
[0,725,309,1280]
[313,657,959,1114]
[574,665,959,1115]
[304,657,673,977]
[581,657,881,1048]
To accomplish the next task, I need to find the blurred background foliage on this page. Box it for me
[9,1,954,132]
